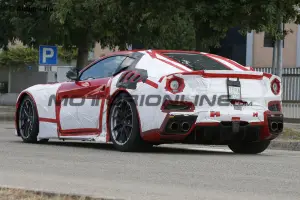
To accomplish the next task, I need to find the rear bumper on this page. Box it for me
[184,122,262,144]
[141,111,284,144]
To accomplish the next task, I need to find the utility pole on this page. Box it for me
[272,40,277,75]
[275,0,284,78]
[276,22,284,78]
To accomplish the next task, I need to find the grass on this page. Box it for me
[0,188,106,200]
[278,128,300,141]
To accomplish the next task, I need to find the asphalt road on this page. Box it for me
[0,122,300,200]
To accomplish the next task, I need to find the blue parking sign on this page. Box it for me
[39,45,58,65]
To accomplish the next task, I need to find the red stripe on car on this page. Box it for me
[39,118,57,123]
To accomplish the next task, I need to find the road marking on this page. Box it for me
[185,146,233,153]
[161,144,233,153]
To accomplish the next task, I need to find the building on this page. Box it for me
[247,23,299,68]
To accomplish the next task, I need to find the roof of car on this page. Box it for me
[98,50,205,58]
[93,49,248,72]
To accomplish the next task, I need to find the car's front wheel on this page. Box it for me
[109,93,151,152]
[18,96,48,143]
[228,140,271,154]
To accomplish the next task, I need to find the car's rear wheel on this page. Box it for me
[109,93,151,152]
[18,96,48,143]
[228,140,270,154]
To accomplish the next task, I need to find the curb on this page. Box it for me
[269,140,300,151]
[0,186,118,200]
[1,113,300,151]
[0,114,15,122]
[284,118,300,124]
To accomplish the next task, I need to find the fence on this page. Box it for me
[254,67,300,122]
[10,72,56,93]
[57,66,73,82]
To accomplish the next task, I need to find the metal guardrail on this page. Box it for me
[254,67,300,121]
[282,103,300,119]
[254,67,300,74]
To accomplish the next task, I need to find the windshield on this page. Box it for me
[163,53,231,71]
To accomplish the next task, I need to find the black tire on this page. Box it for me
[228,140,271,154]
[18,96,49,143]
[108,93,151,152]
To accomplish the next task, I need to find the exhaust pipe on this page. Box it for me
[169,122,179,131]
[181,122,191,132]
[270,122,278,132]
[277,122,283,132]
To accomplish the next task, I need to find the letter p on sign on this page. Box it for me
[39,45,58,65]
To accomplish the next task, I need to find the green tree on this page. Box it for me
[188,0,300,51]
[10,1,59,48]
[5,0,300,69]
[50,0,105,69]
[104,0,300,51]
[8,0,103,69]
[99,0,195,50]
[0,1,16,50]
[58,46,78,64]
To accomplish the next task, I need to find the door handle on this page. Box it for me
[78,81,90,87]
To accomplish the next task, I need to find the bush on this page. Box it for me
[0,46,38,67]
[0,46,78,68]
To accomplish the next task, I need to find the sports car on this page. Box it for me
[15,50,284,153]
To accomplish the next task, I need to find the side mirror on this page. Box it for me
[66,68,79,81]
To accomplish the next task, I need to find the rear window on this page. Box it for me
[163,53,230,71]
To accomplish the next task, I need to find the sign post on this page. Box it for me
[39,45,58,66]
[39,45,58,82]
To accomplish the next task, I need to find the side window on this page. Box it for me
[120,57,135,68]
[79,56,126,80]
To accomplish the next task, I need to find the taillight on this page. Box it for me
[268,101,282,112]
[271,78,280,95]
[165,76,185,93]
[170,80,179,90]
